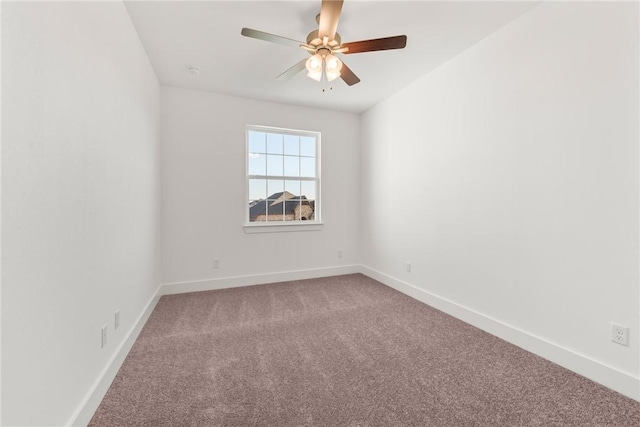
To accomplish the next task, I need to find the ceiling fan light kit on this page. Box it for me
[306,54,323,81]
[306,50,342,82]
[240,0,407,87]
[325,54,342,82]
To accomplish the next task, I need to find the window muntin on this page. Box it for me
[247,126,320,224]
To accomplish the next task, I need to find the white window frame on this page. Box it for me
[244,124,322,233]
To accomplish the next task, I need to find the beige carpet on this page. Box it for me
[89,274,640,426]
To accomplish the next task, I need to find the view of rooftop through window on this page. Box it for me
[247,126,319,223]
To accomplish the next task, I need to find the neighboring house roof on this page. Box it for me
[249,192,312,220]
[269,191,296,206]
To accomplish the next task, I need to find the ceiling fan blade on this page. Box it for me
[339,61,360,86]
[342,35,407,54]
[241,28,303,48]
[277,58,308,81]
[318,0,343,41]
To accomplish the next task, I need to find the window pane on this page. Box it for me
[300,136,315,157]
[249,179,267,201]
[283,199,297,221]
[248,153,266,175]
[248,131,266,153]
[285,180,300,196]
[301,197,314,220]
[267,133,283,154]
[268,179,284,198]
[284,135,299,155]
[301,180,316,201]
[300,157,315,178]
[267,154,283,176]
[284,156,300,177]
[247,126,319,224]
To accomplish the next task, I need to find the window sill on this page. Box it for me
[243,222,324,234]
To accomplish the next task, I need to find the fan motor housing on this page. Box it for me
[306,29,341,48]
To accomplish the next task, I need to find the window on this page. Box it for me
[246,125,320,226]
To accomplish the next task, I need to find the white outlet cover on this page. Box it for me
[101,325,108,348]
[611,323,629,346]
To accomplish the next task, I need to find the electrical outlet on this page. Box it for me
[101,325,108,348]
[114,310,120,330]
[611,323,629,346]
[212,259,220,269]
[406,262,412,273]
[338,249,343,258]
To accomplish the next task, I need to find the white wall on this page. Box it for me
[0,0,4,422]
[2,2,161,425]
[161,87,360,287]
[361,2,639,398]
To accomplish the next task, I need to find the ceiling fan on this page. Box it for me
[241,0,407,86]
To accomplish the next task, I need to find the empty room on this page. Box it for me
[2,0,639,426]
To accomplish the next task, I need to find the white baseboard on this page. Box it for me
[67,263,638,427]
[67,287,163,427]
[160,264,361,295]
[360,265,640,402]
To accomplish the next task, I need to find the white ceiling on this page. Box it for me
[124,1,539,113]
